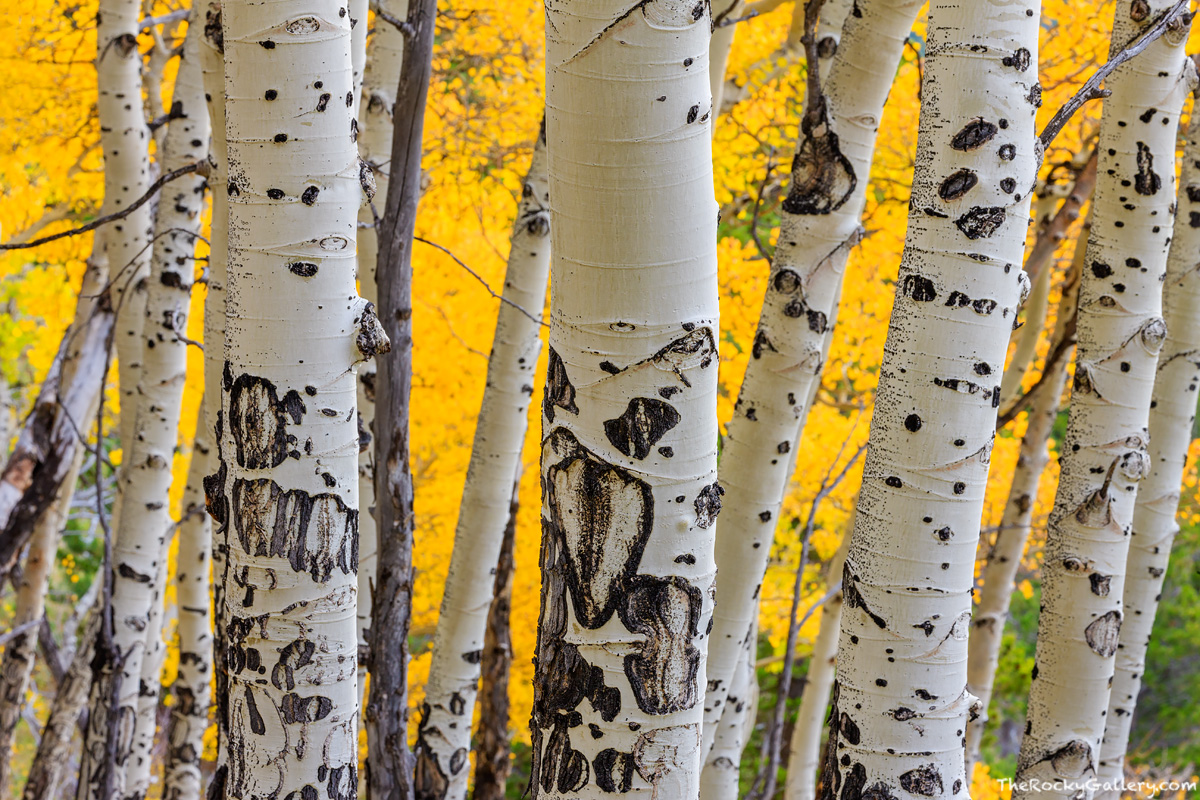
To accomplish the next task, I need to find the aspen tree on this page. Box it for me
[820,0,1041,797]
[95,0,154,457]
[210,2,387,798]
[531,2,719,797]
[703,0,922,749]
[710,0,741,121]
[198,2,230,773]
[353,0,406,700]
[784,531,852,800]
[1014,5,1193,794]
[0,454,82,795]
[163,401,213,800]
[127,23,210,798]
[1096,71,1200,793]
[964,221,1085,776]
[472,473,521,800]
[365,0,434,796]
[22,613,101,800]
[698,620,759,800]
[76,21,211,798]
[413,126,551,800]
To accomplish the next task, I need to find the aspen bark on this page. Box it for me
[413,125,551,800]
[820,0,1041,797]
[22,613,100,800]
[471,474,521,800]
[784,532,851,800]
[209,2,387,798]
[365,0,432,797]
[353,0,407,709]
[128,23,210,799]
[96,0,154,458]
[531,3,720,797]
[964,233,1084,776]
[1095,76,1200,793]
[709,0,741,123]
[699,620,758,800]
[996,151,1096,413]
[162,409,213,800]
[198,4,231,780]
[77,20,210,798]
[0,454,83,795]
[703,0,922,752]
[1014,6,1193,795]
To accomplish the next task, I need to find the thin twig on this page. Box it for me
[139,8,188,31]
[749,149,777,261]
[0,161,209,251]
[413,236,547,327]
[1040,0,1190,147]
[370,0,416,36]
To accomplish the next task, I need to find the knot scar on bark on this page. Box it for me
[354,299,391,360]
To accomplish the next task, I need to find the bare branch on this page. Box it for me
[370,1,416,36]
[1040,0,1190,148]
[413,236,547,327]
[139,9,188,31]
[0,160,209,252]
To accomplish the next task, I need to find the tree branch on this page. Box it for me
[413,236,547,326]
[370,1,416,37]
[1040,0,1190,148]
[0,160,209,252]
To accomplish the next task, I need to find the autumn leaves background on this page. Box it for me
[1,0,1199,796]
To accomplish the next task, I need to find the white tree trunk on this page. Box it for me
[96,0,154,458]
[1014,7,1193,796]
[703,0,922,754]
[162,407,213,800]
[784,531,851,800]
[125,23,211,798]
[964,217,1087,777]
[1096,75,1200,794]
[698,619,758,800]
[413,127,551,800]
[709,0,741,124]
[353,0,406,707]
[821,0,1041,797]
[198,4,230,779]
[76,19,211,799]
[532,2,719,797]
[212,2,386,797]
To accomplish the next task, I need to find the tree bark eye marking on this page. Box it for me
[619,576,702,715]
[603,397,680,459]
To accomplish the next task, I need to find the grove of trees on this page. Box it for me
[1,0,1199,799]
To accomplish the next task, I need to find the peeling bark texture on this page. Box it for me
[1014,6,1193,796]
[365,0,433,798]
[353,0,407,713]
[213,2,382,798]
[97,0,154,460]
[820,0,1041,798]
[698,619,758,800]
[1096,74,1200,794]
[198,2,230,776]
[533,2,720,797]
[703,0,923,756]
[965,232,1084,777]
[471,474,521,800]
[23,613,100,800]
[163,408,213,800]
[105,21,211,800]
[0,452,84,793]
[414,125,550,800]
[784,532,851,800]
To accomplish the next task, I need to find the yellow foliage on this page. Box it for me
[5,0,1200,783]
